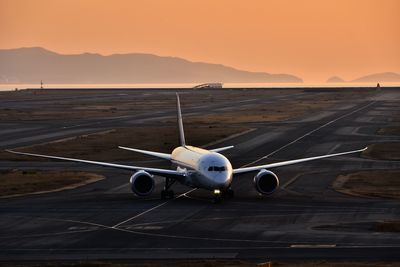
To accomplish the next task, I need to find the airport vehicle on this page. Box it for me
[7,94,367,202]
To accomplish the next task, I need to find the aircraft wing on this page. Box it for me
[210,145,234,153]
[118,146,171,160]
[6,150,185,179]
[233,147,367,175]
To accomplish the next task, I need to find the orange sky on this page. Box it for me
[0,0,399,82]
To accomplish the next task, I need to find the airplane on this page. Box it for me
[6,93,367,203]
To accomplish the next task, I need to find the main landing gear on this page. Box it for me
[161,177,175,199]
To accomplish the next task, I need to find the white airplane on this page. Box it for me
[7,93,367,202]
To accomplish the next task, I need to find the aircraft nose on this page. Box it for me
[214,172,232,189]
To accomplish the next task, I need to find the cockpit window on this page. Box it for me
[208,166,226,172]
[215,166,225,172]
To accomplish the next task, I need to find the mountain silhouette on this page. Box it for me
[0,47,302,84]
[325,72,400,83]
[326,76,345,83]
[351,72,400,83]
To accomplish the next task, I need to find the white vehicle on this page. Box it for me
[7,94,367,202]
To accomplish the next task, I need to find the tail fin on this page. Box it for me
[176,93,186,146]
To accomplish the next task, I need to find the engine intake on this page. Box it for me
[253,169,279,195]
[130,171,155,197]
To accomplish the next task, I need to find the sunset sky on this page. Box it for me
[0,0,399,82]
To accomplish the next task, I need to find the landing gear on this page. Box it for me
[213,189,222,204]
[161,177,175,199]
[213,188,234,203]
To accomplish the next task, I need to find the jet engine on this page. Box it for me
[253,169,279,195]
[130,170,155,197]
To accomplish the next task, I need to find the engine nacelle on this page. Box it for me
[253,169,279,195]
[130,170,155,197]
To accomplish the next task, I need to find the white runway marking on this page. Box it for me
[4,244,400,252]
[4,211,400,247]
[241,101,376,168]
[111,188,197,228]
[290,244,336,248]
[0,229,97,240]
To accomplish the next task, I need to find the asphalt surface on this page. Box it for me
[0,88,400,261]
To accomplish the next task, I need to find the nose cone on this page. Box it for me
[212,171,232,189]
[199,152,233,190]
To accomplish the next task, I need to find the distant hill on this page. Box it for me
[325,72,400,83]
[326,76,345,83]
[0,47,302,84]
[351,72,400,83]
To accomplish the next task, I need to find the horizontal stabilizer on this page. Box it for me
[210,145,234,153]
[118,146,171,160]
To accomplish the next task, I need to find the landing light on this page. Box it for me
[214,189,221,195]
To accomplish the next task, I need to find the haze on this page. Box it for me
[1,0,399,83]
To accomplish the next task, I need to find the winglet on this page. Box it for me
[176,93,186,146]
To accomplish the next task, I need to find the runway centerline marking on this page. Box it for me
[241,101,376,168]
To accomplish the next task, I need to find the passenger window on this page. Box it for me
[208,166,213,171]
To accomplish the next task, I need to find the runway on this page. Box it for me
[1,87,400,261]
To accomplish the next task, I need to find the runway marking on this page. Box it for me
[240,101,376,168]
[111,188,197,228]
[0,229,97,240]
[107,183,129,193]
[47,215,400,247]
[3,212,400,247]
[4,244,400,252]
[290,244,336,248]
[2,214,317,245]
[120,210,388,228]
[281,173,306,189]
[327,144,341,154]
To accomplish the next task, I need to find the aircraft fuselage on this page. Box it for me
[171,146,233,190]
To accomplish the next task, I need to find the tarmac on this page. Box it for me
[0,87,400,261]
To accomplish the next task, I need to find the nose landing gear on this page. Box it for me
[213,189,222,203]
[213,188,234,203]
